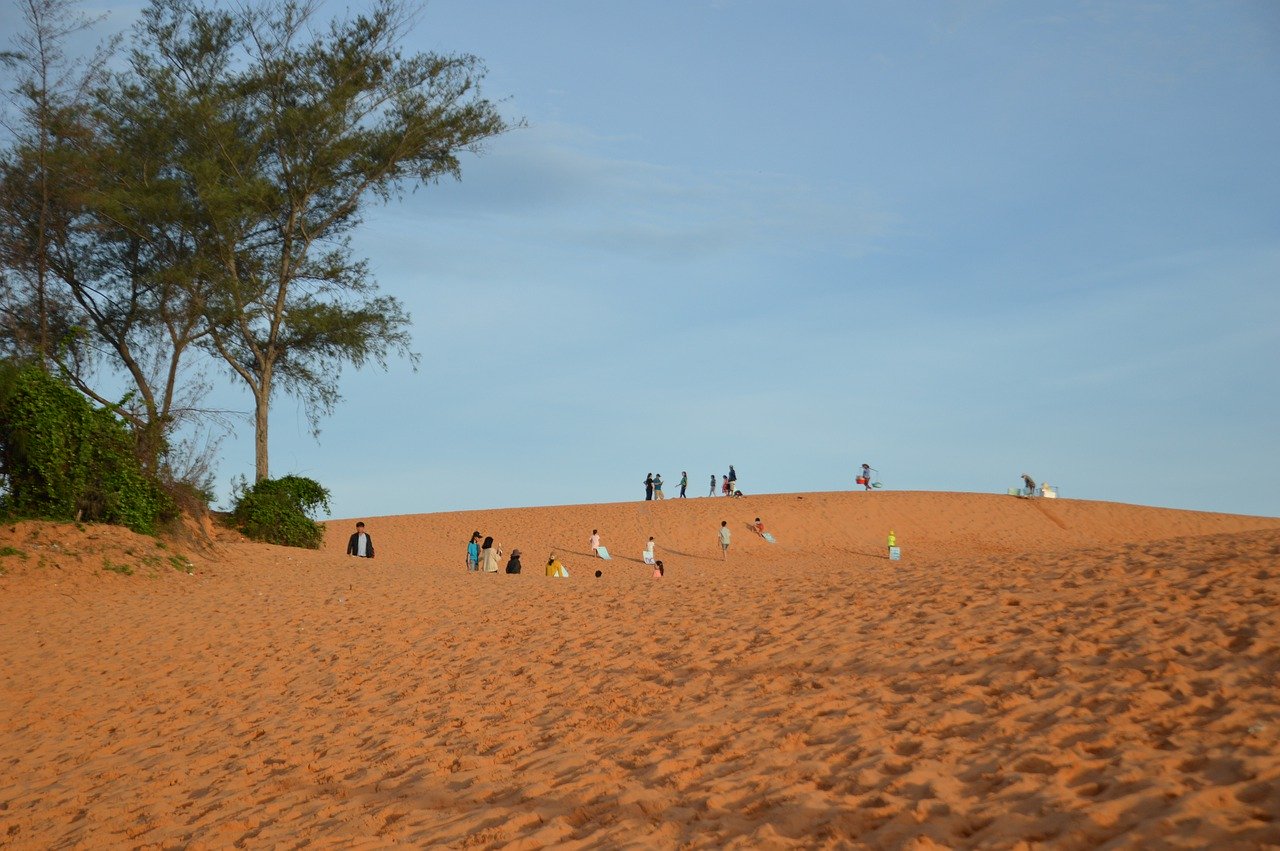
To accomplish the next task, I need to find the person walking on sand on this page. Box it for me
[679,471,688,498]
[590,529,601,554]
[480,536,502,573]
[721,475,730,497]
[860,463,873,491]
[466,531,481,572]
[347,521,375,558]
[653,473,665,499]
[709,474,716,497]
[719,520,731,559]
[644,536,656,564]
[644,473,654,501]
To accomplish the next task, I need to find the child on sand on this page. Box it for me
[653,560,664,579]
[643,536,656,564]
[709,474,716,496]
[754,518,766,536]
[590,529,601,554]
[546,553,570,577]
[719,521,731,559]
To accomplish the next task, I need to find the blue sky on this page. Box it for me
[6,1,1279,518]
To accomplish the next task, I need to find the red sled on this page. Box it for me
[855,476,867,485]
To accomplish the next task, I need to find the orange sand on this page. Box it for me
[1,491,1278,848]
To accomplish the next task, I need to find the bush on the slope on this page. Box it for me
[230,475,329,549]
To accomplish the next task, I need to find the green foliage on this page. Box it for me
[102,557,133,575]
[0,362,175,533]
[231,475,329,549]
[0,546,27,559]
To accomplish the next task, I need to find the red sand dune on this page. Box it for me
[2,491,1278,848]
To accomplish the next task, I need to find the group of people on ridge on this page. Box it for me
[644,466,741,500]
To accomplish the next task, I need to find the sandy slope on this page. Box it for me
[1,491,1277,849]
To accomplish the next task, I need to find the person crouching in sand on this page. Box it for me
[505,549,523,574]
[546,552,570,578]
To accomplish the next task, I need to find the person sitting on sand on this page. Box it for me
[505,549,523,574]
[754,518,766,536]
[480,536,502,573]
[346,522,374,558]
[546,552,570,578]
[653,559,664,579]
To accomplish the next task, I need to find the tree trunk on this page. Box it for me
[253,385,270,483]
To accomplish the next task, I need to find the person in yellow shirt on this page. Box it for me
[546,553,569,577]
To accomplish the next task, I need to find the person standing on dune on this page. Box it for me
[644,473,654,501]
[347,521,374,558]
[466,531,481,572]
[480,536,502,573]
[653,473,664,499]
[679,471,688,498]
[719,520,731,559]
[710,474,716,496]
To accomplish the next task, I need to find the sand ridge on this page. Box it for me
[1,491,1278,848]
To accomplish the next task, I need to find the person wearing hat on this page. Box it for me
[505,549,523,574]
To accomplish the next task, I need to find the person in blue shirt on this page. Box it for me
[466,531,481,572]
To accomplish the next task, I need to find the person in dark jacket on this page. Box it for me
[346,521,374,558]
[644,473,654,500]
[505,549,523,574]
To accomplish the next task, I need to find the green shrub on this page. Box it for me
[0,363,175,534]
[231,475,329,549]
[102,558,133,575]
